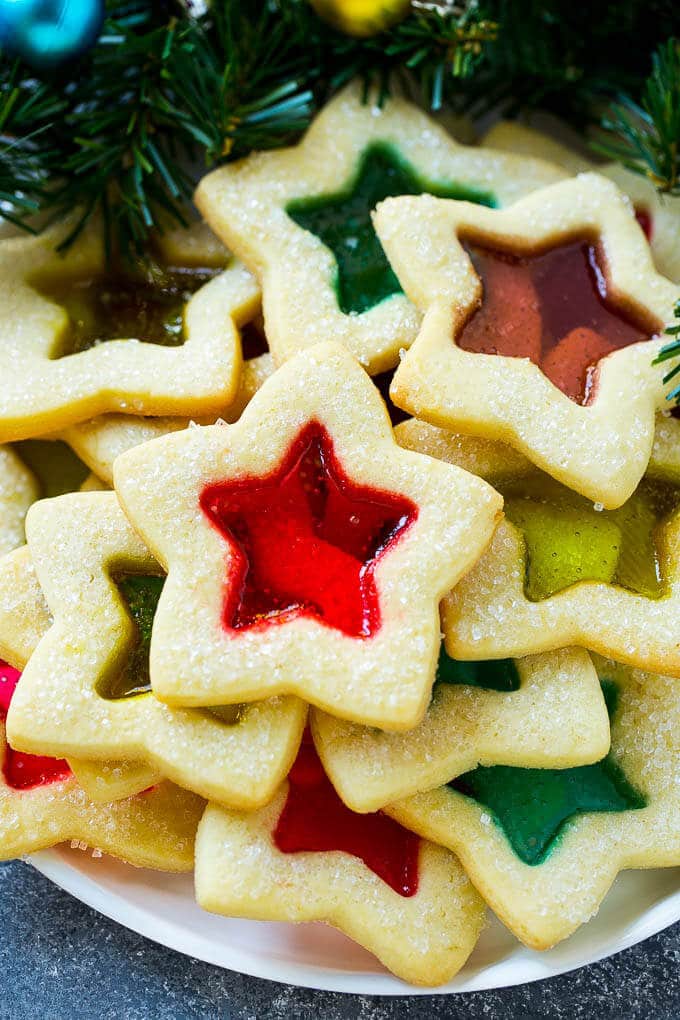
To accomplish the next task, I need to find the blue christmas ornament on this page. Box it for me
[0,0,105,69]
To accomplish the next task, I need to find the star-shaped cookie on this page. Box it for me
[396,416,680,677]
[0,659,204,868]
[114,342,502,729]
[0,446,38,557]
[0,542,160,802]
[483,120,680,283]
[312,645,610,812]
[195,80,566,375]
[0,546,51,668]
[375,173,679,507]
[59,253,271,483]
[0,219,256,441]
[8,491,307,809]
[195,732,485,986]
[388,657,680,949]
[0,446,161,801]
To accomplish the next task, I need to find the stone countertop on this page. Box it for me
[1,860,679,1020]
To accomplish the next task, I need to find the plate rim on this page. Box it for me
[27,849,680,996]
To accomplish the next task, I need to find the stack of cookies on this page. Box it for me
[1,81,680,987]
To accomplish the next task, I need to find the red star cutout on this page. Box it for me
[274,730,420,897]
[0,661,69,789]
[114,341,502,727]
[200,423,417,639]
[458,240,655,404]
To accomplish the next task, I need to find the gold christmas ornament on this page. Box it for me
[308,0,411,37]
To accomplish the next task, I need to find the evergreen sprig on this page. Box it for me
[0,0,501,254]
[0,0,679,257]
[595,38,680,195]
[0,59,65,226]
[49,2,321,254]
[55,7,197,254]
[654,300,680,407]
[166,2,316,166]
[312,2,498,109]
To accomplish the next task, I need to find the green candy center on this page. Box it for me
[498,473,680,601]
[449,681,646,865]
[101,573,165,700]
[436,643,519,692]
[34,262,219,357]
[102,575,244,723]
[286,142,494,315]
[15,439,90,498]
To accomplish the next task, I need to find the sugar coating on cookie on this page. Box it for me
[312,645,610,812]
[0,659,203,867]
[482,120,680,284]
[0,220,254,440]
[395,417,680,677]
[195,732,485,985]
[375,173,679,508]
[8,491,306,809]
[196,80,566,374]
[113,341,503,730]
[387,656,680,950]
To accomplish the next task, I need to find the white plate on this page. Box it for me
[29,847,680,994]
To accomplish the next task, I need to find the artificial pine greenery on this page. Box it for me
[0,0,678,256]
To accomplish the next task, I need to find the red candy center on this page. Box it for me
[201,423,417,638]
[274,733,420,896]
[0,660,70,790]
[457,239,659,404]
[635,207,653,240]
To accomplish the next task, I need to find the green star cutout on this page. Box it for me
[449,681,646,865]
[286,143,493,316]
[436,643,519,692]
[102,574,165,700]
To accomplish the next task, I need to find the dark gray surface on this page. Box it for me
[1,859,679,1020]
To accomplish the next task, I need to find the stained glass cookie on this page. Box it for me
[0,445,156,800]
[397,416,680,676]
[114,341,502,730]
[0,660,203,868]
[195,732,485,986]
[483,120,680,283]
[312,645,610,812]
[195,79,566,375]
[387,657,680,950]
[0,219,255,441]
[375,173,679,508]
[0,542,161,801]
[60,261,271,483]
[7,491,306,809]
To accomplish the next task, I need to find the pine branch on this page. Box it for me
[0,59,66,226]
[654,300,680,407]
[1,0,678,258]
[594,38,680,195]
[53,4,197,255]
[167,2,316,165]
[307,2,498,109]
